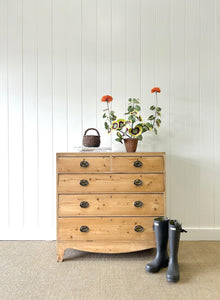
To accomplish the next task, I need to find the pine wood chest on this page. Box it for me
[57,152,166,262]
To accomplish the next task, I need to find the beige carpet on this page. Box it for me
[0,241,219,300]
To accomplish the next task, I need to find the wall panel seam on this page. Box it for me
[7,0,10,227]
[51,0,55,227]
[36,0,39,226]
[21,0,24,228]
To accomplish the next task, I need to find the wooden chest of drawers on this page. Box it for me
[57,152,165,262]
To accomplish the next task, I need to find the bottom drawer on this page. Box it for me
[58,217,155,241]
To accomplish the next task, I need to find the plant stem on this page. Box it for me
[106,101,112,127]
[152,92,158,129]
[131,98,135,136]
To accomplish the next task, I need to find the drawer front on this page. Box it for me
[57,156,110,173]
[58,217,155,241]
[58,174,164,193]
[58,194,164,217]
[112,156,164,173]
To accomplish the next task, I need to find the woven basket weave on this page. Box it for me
[82,128,101,147]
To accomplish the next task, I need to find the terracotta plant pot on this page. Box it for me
[124,138,138,152]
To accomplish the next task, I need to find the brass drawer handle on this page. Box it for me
[80,160,89,168]
[134,179,143,186]
[80,201,89,208]
[80,179,89,186]
[134,201,144,208]
[133,160,143,168]
[80,225,89,233]
[134,225,144,232]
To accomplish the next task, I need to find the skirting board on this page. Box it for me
[181,228,220,241]
[0,228,219,241]
[0,228,56,240]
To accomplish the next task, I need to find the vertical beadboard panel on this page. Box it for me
[97,0,112,148]
[126,0,141,151]
[184,0,200,227]
[141,0,156,152]
[82,0,97,132]
[53,0,68,153]
[52,0,68,230]
[0,0,9,228]
[126,0,141,98]
[200,0,215,227]
[7,0,23,228]
[111,0,127,152]
[38,0,53,234]
[67,0,82,149]
[153,0,170,152]
[23,0,38,227]
[154,0,170,215]
[169,0,186,221]
[215,0,220,228]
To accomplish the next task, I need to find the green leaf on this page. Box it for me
[128,115,136,123]
[156,107,161,112]
[134,105,141,111]
[128,105,134,113]
[157,112,161,117]
[117,132,122,138]
[115,138,123,144]
[146,122,153,128]
[137,135,143,141]
[148,115,155,120]
[146,122,153,131]
[104,122,109,130]
[150,105,155,110]
[128,98,132,102]
[154,128,158,135]
[133,99,139,104]
[103,113,106,118]
[110,112,117,121]
[156,119,160,127]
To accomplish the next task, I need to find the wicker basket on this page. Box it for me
[82,128,101,147]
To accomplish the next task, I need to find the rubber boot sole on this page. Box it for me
[145,259,169,273]
[166,275,179,283]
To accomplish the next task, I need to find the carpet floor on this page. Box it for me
[0,241,219,300]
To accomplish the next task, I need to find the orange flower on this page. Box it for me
[101,95,113,103]
[151,87,161,93]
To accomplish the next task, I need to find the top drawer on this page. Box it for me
[112,156,164,173]
[57,156,110,173]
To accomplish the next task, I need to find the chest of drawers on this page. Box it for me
[57,152,165,262]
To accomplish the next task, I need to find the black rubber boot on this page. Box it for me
[145,217,169,273]
[166,220,187,283]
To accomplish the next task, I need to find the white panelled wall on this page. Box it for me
[0,0,219,240]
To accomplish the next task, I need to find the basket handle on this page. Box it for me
[84,128,100,137]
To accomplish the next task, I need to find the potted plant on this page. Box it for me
[101,87,162,152]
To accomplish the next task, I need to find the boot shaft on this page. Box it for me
[168,220,187,259]
[153,217,169,252]
[166,219,187,282]
[145,217,169,273]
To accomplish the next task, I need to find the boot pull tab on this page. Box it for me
[173,219,187,233]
